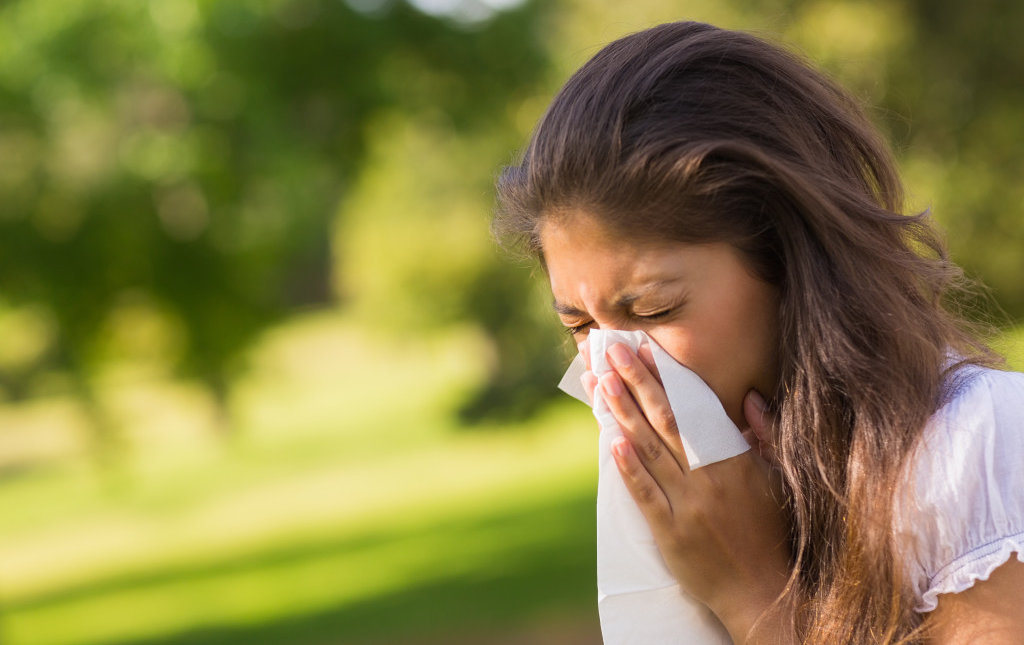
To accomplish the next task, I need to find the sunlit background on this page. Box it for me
[0,0,1022,643]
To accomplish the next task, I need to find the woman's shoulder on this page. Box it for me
[924,364,1024,458]
[913,365,1024,485]
[896,364,1024,612]
[939,362,1024,417]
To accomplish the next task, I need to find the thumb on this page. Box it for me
[743,389,778,466]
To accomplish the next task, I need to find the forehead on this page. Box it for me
[541,212,642,272]
[540,213,696,299]
[538,210,661,266]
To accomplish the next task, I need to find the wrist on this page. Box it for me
[712,579,798,645]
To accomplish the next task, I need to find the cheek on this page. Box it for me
[653,313,769,427]
[651,327,732,402]
[647,326,695,369]
[657,311,747,377]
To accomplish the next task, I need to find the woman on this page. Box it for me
[494,21,1024,644]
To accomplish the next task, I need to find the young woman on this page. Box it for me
[494,21,1024,644]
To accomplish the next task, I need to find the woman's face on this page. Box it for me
[540,211,780,428]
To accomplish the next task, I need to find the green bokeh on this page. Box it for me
[0,1,1021,643]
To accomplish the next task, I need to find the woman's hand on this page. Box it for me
[582,342,796,644]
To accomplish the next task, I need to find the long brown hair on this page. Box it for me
[494,21,998,644]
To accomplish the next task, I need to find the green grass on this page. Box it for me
[3,487,598,645]
[0,312,601,645]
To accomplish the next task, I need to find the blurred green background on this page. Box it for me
[0,0,1021,643]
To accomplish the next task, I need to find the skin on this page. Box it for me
[926,557,1024,643]
[539,209,1024,644]
[540,211,795,643]
[541,212,780,428]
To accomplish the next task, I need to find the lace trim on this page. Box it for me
[917,531,1024,613]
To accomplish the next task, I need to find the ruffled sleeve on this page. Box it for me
[894,367,1024,613]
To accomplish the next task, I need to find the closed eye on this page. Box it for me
[561,309,673,335]
[557,316,597,336]
[564,321,592,336]
[634,308,674,321]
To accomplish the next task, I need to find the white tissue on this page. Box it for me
[558,329,749,645]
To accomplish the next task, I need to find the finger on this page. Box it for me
[600,370,688,491]
[743,389,778,466]
[581,370,598,406]
[606,343,688,471]
[610,436,673,525]
[636,342,663,385]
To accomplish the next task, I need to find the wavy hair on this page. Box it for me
[494,21,998,644]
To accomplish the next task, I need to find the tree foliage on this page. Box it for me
[883,0,1024,315]
[0,0,553,418]
[0,0,1020,433]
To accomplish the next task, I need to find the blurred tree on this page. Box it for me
[882,0,1024,317]
[2,0,1021,446]
[778,0,1024,316]
[0,0,553,437]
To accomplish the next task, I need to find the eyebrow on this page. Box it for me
[551,278,682,316]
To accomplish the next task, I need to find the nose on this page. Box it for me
[591,317,642,333]
[585,319,670,358]
[574,319,643,356]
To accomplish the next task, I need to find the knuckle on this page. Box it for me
[678,501,712,533]
[667,522,691,546]
[650,504,672,526]
[635,481,660,505]
[692,506,714,529]
[653,407,678,433]
[640,438,664,462]
[616,360,638,383]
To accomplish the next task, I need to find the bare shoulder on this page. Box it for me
[926,555,1024,643]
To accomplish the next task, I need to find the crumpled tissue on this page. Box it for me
[558,329,750,644]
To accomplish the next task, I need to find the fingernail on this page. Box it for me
[607,343,632,368]
[601,372,623,397]
[749,389,767,412]
[612,437,630,459]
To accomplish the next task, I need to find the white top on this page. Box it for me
[894,366,1024,613]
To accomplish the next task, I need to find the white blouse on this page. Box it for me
[895,366,1024,613]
